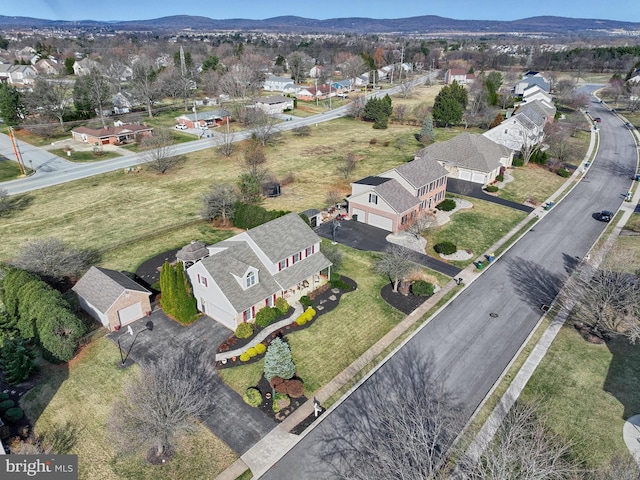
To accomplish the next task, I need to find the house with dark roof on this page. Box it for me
[483,99,553,152]
[175,109,231,129]
[417,133,513,185]
[186,213,332,330]
[255,95,294,114]
[347,155,448,232]
[73,266,151,331]
[71,124,153,145]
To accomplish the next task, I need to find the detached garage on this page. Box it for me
[73,266,152,332]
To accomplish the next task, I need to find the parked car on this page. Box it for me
[175,124,188,130]
[596,210,612,222]
[594,117,602,123]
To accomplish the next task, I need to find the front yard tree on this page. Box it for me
[432,91,463,127]
[201,183,237,226]
[141,128,183,174]
[108,347,215,463]
[419,115,435,144]
[288,52,313,84]
[562,258,640,343]
[0,83,24,126]
[73,68,111,126]
[338,152,358,179]
[264,337,295,382]
[130,57,162,118]
[26,78,71,128]
[375,244,415,292]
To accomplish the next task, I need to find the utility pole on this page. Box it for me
[8,127,25,175]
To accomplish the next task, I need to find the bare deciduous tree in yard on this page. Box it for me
[140,128,183,174]
[337,152,357,179]
[216,130,235,157]
[403,211,438,239]
[107,348,216,463]
[201,183,237,225]
[322,349,463,480]
[375,244,416,292]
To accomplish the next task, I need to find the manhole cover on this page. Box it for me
[489,312,499,318]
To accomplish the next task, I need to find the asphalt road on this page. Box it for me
[260,87,638,478]
[0,72,438,196]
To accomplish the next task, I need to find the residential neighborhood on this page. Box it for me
[0,8,639,480]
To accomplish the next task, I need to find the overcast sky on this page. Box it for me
[2,0,638,22]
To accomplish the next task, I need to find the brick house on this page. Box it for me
[71,124,153,145]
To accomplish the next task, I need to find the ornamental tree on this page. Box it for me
[264,337,295,382]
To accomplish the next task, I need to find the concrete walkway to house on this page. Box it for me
[623,415,640,466]
[215,303,303,362]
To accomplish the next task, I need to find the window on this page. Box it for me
[197,274,208,287]
[243,307,254,321]
[369,193,378,204]
[278,260,286,271]
[246,271,256,288]
[266,295,274,307]
[293,252,300,264]
[305,246,313,257]
[401,215,407,225]
[429,181,435,192]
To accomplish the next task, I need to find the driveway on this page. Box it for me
[106,309,275,455]
[316,219,461,277]
[446,178,535,213]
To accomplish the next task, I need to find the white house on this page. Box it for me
[514,72,551,96]
[444,69,474,85]
[0,64,37,86]
[263,75,296,92]
[255,95,294,114]
[186,213,332,330]
[484,99,553,152]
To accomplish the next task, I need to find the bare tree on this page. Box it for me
[26,78,71,128]
[322,349,463,480]
[337,152,357,179]
[399,79,415,99]
[249,110,281,146]
[73,68,111,127]
[403,211,438,239]
[562,255,640,343]
[140,128,183,174]
[243,140,267,179]
[11,237,98,283]
[130,57,162,118]
[375,244,416,292]
[216,130,235,157]
[288,52,313,84]
[626,84,640,112]
[545,122,574,165]
[107,348,216,463]
[459,401,583,480]
[393,103,409,124]
[201,183,237,225]
[326,189,343,208]
[347,95,366,118]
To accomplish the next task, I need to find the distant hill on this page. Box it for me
[1,14,639,35]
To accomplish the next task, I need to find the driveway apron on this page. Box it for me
[446,178,535,212]
[107,310,275,455]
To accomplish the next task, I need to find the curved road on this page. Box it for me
[0,73,437,196]
[260,87,638,478]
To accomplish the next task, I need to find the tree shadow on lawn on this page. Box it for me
[603,335,640,420]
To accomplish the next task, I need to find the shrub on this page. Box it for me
[530,149,548,165]
[369,138,377,144]
[239,352,251,362]
[329,273,351,290]
[485,185,499,193]
[255,307,277,328]
[496,174,504,182]
[434,242,457,255]
[0,393,9,402]
[4,407,23,424]
[0,400,15,413]
[411,280,435,297]
[436,198,456,212]
[275,297,289,315]
[243,387,262,407]
[255,343,267,355]
[295,315,308,326]
[383,140,390,146]
[246,347,258,358]
[299,295,313,309]
[512,157,524,167]
[557,167,571,178]
[275,378,305,398]
[272,393,290,413]
[235,322,254,339]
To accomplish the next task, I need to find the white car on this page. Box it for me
[199,124,209,130]
[175,124,188,130]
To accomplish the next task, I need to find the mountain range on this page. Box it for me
[1,14,639,35]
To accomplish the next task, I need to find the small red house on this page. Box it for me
[72,124,153,145]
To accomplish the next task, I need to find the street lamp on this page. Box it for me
[117,320,154,368]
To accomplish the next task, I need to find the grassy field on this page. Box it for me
[50,148,122,162]
[426,195,528,267]
[20,337,237,480]
[499,163,568,205]
[0,158,23,181]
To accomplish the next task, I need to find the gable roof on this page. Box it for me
[391,154,449,189]
[176,109,231,122]
[256,95,291,105]
[73,266,150,313]
[373,178,421,214]
[176,241,209,264]
[514,100,550,127]
[418,133,509,173]
[247,213,321,263]
[72,124,153,138]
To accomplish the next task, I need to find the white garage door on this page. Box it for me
[352,208,365,221]
[118,302,143,325]
[472,172,486,184]
[459,170,472,181]
[368,213,393,231]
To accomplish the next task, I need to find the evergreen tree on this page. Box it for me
[37,308,85,363]
[419,115,435,144]
[2,269,40,324]
[173,262,198,324]
[0,337,37,385]
[264,337,295,382]
[362,95,393,129]
[0,83,24,126]
[159,261,177,318]
[432,94,463,127]
[447,80,468,108]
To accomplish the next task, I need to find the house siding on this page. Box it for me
[105,291,151,331]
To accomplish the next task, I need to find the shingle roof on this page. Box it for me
[392,154,449,189]
[177,109,231,121]
[374,179,421,214]
[176,241,209,264]
[72,125,153,137]
[72,266,150,313]
[273,251,332,292]
[418,133,509,173]
[199,241,283,313]
[247,213,322,263]
[257,95,291,105]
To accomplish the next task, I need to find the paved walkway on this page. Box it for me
[623,414,640,466]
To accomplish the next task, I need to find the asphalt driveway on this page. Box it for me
[107,309,275,455]
[316,219,461,277]
[446,178,535,213]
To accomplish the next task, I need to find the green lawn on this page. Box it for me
[0,158,23,181]
[20,337,236,480]
[521,326,640,469]
[426,195,528,267]
[499,163,568,205]
[49,148,122,162]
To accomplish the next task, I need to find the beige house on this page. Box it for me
[73,267,152,331]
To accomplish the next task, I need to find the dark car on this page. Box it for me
[596,210,613,222]
[594,117,602,123]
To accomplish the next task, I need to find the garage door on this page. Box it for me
[352,208,365,222]
[459,170,472,181]
[368,213,393,231]
[118,302,143,325]
[472,172,486,184]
